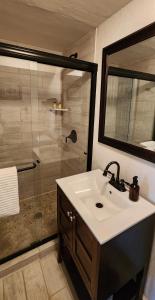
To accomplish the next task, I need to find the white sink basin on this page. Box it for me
[56,169,155,244]
[68,170,133,221]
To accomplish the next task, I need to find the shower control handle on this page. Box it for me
[65,130,77,143]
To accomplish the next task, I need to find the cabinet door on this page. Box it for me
[57,187,74,251]
[73,213,100,298]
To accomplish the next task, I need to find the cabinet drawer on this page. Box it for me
[74,237,92,282]
[75,214,94,259]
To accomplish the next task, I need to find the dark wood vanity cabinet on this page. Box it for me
[57,186,155,300]
[57,186,100,298]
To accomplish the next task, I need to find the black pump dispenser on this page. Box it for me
[129,176,139,201]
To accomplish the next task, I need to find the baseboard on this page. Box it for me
[0,239,57,278]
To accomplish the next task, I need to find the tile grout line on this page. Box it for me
[2,278,4,300]
[21,270,28,300]
[39,258,50,299]
[39,250,68,299]
[49,286,67,299]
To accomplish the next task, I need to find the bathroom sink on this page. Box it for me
[68,170,133,221]
[56,169,155,244]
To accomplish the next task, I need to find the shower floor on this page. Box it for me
[0,191,57,261]
[0,157,85,261]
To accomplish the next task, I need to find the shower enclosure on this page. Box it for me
[0,44,97,263]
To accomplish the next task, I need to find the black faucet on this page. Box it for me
[103,161,126,192]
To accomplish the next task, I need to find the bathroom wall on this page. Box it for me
[65,30,96,62]
[91,0,155,299]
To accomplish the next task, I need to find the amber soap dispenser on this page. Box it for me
[129,176,140,202]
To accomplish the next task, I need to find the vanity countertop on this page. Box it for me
[56,169,155,245]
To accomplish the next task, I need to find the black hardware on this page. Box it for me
[103,161,120,182]
[120,179,131,187]
[69,53,78,59]
[65,130,77,143]
[96,202,104,208]
[103,169,114,177]
[17,160,40,173]
[108,66,155,82]
[103,161,126,192]
[118,179,127,192]
[0,234,57,265]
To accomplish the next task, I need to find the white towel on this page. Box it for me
[0,166,20,217]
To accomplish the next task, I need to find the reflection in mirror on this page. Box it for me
[108,36,155,74]
[104,35,155,151]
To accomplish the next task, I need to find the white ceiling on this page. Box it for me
[0,0,131,52]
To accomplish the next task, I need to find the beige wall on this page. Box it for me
[65,30,96,62]
[92,0,155,299]
[0,38,62,56]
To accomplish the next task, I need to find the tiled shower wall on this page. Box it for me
[129,79,155,144]
[105,75,155,145]
[105,75,133,141]
[0,58,91,260]
[61,70,91,175]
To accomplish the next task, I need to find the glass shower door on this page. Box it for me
[32,64,92,241]
[0,56,42,260]
[0,57,92,261]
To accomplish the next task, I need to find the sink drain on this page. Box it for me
[96,202,103,208]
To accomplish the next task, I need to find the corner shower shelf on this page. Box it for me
[49,108,69,112]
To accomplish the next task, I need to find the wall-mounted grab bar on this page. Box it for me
[17,160,40,173]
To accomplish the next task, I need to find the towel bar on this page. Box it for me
[17,160,40,173]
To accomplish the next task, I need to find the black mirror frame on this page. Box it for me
[98,22,155,163]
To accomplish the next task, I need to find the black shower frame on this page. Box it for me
[0,42,98,264]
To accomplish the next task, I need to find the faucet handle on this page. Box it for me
[103,170,114,177]
[109,173,115,184]
[119,179,127,192]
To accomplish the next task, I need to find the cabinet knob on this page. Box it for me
[67,211,72,217]
[70,215,75,222]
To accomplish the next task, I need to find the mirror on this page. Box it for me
[99,22,155,163]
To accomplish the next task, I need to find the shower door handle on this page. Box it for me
[17,160,40,173]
